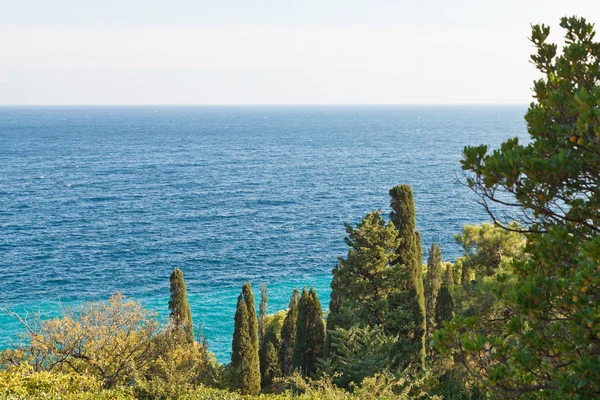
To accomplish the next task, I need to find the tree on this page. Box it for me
[168,268,194,343]
[444,262,455,288]
[280,288,300,376]
[320,326,397,389]
[259,326,281,388]
[434,285,454,330]
[293,288,325,376]
[424,243,443,357]
[433,284,455,373]
[455,222,526,281]
[2,293,161,388]
[388,184,427,370]
[439,16,600,398]
[327,210,401,332]
[231,283,261,395]
[258,284,268,343]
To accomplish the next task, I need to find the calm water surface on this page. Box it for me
[0,105,528,361]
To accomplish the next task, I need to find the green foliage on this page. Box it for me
[259,327,281,389]
[455,222,526,281]
[264,310,287,339]
[442,16,600,398]
[169,268,194,343]
[429,371,483,400]
[1,293,163,388]
[143,327,219,392]
[231,283,261,395]
[293,288,325,376]
[327,210,401,332]
[277,370,440,400]
[388,185,426,370]
[319,326,397,388]
[280,289,300,377]
[443,262,454,288]
[433,286,454,331]
[259,284,269,343]
[0,367,442,399]
[0,365,102,398]
[424,243,443,357]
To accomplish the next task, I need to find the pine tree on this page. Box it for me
[280,288,300,376]
[327,210,400,333]
[231,283,261,395]
[293,288,325,376]
[168,268,194,343]
[258,284,268,343]
[388,184,426,369]
[424,243,443,356]
[259,326,281,388]
[441,18,600,396]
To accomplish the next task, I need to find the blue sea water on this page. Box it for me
[0,105,528,362]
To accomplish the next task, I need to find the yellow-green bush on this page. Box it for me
[0,365,104,398]
[0,367,441,399]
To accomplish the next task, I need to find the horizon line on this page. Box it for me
[0,102,531,107]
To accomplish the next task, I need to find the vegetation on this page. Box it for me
[169,268,195,343]
[1,14,598,400]
[231,283,262,395]
[279,289,300,377]
[259,284,269,343]
[436,16,600,399]
[327,210,400,333]
[293,288,325,377]
[424,244,443,357]
[388,185,427,370]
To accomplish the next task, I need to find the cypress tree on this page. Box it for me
[388,184,426,369]
[434,285,454,329]
[232,294,249,369]
[168,268,194,343]
[231,283,261,395]
[259,326,281,388]
[424,243,443,356]
[293,287,325,376]
[444,262,454,287]
[280,288,300,376]
[434,284,455,371]
[258,284,268,343]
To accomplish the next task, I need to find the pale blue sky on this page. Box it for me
[1,1,599,105]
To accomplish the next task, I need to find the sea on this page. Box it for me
[0,105,528,362]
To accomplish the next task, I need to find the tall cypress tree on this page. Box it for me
[259,326,281,388]
[280,288,300,376]
[388,184,426,369]
[444,262,454,287]
[293,287,325,376]
[424,243,443,356]
[258,284,268,343]
[434,285,454,329]
[231,283,261,395]
[434,283,455,370]
[168,268,194,343]
[232,294,249,369]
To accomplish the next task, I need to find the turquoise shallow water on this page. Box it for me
[0,105,528,362]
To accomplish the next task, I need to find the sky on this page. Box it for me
[1,0,599,105]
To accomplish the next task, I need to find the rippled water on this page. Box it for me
[0,105,527,361]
